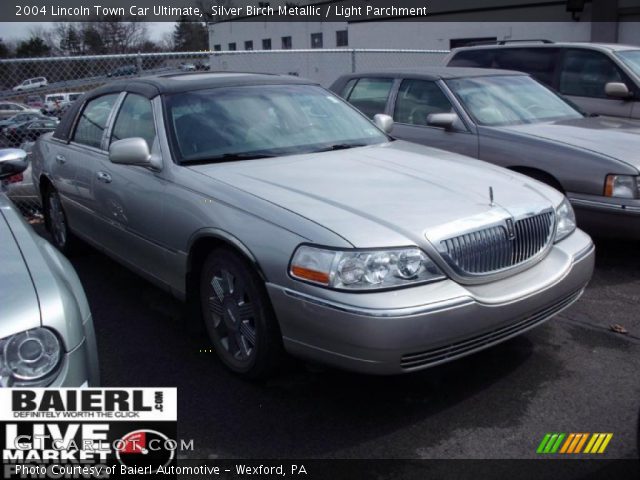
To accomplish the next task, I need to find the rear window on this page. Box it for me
[448,49,495,68]
[450,48,559,87]
[493,48,559,87]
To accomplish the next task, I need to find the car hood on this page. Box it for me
[0,205,41,339]
[501,116,640,171]
[188,141,561,248]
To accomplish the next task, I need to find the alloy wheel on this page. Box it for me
[206,268,257,365]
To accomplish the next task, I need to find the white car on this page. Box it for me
[13,77,48,92]
[43,92,82,113]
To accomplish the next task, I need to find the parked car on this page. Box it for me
[0,102,39,120]
[107,65,138,77]
[179,63,197,72]
[2,141,41,210]
[31,73,594,378]
[25,95,44,109]
[0,111,49,131]
[13,77,48,92]
[43,92,82,114]
[2,117,58,147]
[0,148,99,387]
[331,68,640,239]
[444,41,640,119]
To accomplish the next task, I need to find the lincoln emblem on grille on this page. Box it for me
[505,218,516,239]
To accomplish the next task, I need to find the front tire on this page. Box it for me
[199,248,283,379]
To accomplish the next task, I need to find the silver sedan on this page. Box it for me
[0,149,99,387]
[331,68,640,239]
[31,73,594,377]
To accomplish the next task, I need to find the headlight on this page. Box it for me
[0,328,62,387]
[555,197,576,242]
[290,245,445,291]
[604,174,638,199]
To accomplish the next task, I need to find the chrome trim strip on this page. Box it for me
[400,288,585,370]
[570,198,640,214]
[280,287,474,318]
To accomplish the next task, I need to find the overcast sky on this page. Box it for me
[0,22,175,43]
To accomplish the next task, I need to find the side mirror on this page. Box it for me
[373,114,394,134]
[109,138,151,166]
[605,82,632,99]
[427,112,459,130]
[0,148,28,180]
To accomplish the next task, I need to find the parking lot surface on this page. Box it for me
[34,226,640,459]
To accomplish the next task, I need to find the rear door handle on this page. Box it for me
[55,154,66,164]
[96,171,112,184]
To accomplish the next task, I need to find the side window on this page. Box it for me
[338,78,357,98]
[110,94,156,149]
[73,94,119,148]
[346,78,393,118]
[494,48,559,87]
[394,79,454,126]
[559,50,623,98]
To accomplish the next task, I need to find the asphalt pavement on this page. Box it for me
[34,226,640,460]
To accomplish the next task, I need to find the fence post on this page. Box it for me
[136,52,142,76]
[351,49,356,73]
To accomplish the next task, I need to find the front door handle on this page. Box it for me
[96,171,112,184]
[55,154,66,164]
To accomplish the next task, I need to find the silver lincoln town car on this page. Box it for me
[31,73,595,377]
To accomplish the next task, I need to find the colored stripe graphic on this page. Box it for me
[539,433,613,454]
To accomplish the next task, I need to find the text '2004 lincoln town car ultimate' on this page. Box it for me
[31,73,595,378]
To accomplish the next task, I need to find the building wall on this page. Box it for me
[208,0,640,50]
[209,21,349,51]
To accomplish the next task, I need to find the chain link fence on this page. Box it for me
[0,48,447,220]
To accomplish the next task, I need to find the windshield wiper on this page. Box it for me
[183,152,277,165]
[313,143,368,153]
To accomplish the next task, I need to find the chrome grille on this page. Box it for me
[440,211,555,275]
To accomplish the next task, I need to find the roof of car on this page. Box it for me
[336,67,526,81]
[450,42,640,53]
[85,72,318,100]
[52,72,318,142]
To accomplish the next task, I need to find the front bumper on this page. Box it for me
[568,193,640,239]
[267,229,594,375]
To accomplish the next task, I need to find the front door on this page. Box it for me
[390,78,479,157]
[558,49,634,118]
[91,93,169,285]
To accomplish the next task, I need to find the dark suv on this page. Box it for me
[444,41,640,119]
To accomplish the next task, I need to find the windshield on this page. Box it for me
[165,84,388,164]
[616,50,640,77]
[446,75,583,126]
